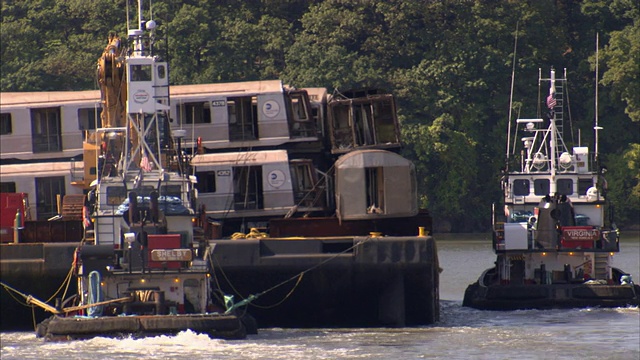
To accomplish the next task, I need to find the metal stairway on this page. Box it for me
[553,80,566,157]
[594,252,609,280]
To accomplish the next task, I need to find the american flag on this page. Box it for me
[83,205,91,228]
[140,155,152,172]
[546,93,557,109]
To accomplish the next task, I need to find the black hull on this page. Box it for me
[463,272,640,311]
[1,243,78,330]
[2,236,440,330]
[209,236,440,327]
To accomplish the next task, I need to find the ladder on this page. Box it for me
[94,211,117,246]
[553,79,568,158]
[593,252,609,280]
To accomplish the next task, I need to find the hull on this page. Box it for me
[210,235,440,327]
[0,242,78,330]
[1,235,440,330]
[463,268,640,311]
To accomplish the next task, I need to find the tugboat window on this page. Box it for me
[578,178,593,195]
[557,179,573,195]
[534,179,550,196]
[513,179,530,196]
[131,65,152,81]
[157,64,166,79]
[106,186,127,205]
[161,185,182,198]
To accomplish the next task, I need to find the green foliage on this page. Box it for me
[600,20,640,123]
[603,145,640,226]
[1,0,638,230]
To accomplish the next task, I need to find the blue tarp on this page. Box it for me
[116,195,191,215]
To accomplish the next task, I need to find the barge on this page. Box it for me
[0,1,440,332]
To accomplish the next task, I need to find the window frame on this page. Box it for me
[0,113,12,135]
[195,171,216,193]
[31,107,62,153]
[228,96,258,141]
[35,176,65,220]
[183,102,212,125]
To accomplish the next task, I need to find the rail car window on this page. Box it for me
[183,102,211,124]
[78,108,103,139]
[372,99,398,144]
[31,108,62,152]
[513,179,530,196]
[195,171,216,193]
[0,182,16,193]
[1,113,12,135]
[35,176,65,220]
[286,91,316,138]
[353,103,375,145]
[365,167,385,214]
[534,179,550,196]
[557,179,573,195]
[233,166,263,210]
[331,104,352,149]
[329,96,399,151]
[290,161,322,207]
[78,108,102,130]
[228,96,258,141]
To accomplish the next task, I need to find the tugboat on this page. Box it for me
[30,0,250,340]
[463,68,640,310]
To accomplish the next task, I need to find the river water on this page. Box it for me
[2,234,638,360]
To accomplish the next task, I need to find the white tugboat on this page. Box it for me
[463,68,639,310]
[32,0,250,340]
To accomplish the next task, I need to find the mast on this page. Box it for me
[122,0,169,176]
[594,33,601,167]
[549,69,557,184]
[506,22,519,161]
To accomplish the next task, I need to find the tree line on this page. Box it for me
[2,0,638,231]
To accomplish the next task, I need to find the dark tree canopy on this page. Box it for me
[2,0,638,230]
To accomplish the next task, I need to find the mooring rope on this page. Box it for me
[1,238,84,329]
[0,281,32,305]
[1,280,42,331]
